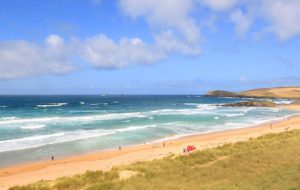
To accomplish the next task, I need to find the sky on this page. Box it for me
[0,0,300,95]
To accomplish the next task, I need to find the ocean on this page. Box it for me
[0,95,298,167]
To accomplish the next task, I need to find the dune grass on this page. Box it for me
[10,130,300,190]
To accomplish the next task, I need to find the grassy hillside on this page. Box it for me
[239,87,300,99]
[207,86,300,99]
[10,130,300,190]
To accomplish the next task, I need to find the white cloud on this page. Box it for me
[119,0,300,49]
[0,35,76,80]
[155,30,201,56]
[1,0,300,80]
[119,0,201,54]
[45,34,64,48]
[230,9,252,38]
[81,0,203,70]
[202,0,239,11]
[81,34,165,69]
[202,0,300,41]
[260,0,300,41]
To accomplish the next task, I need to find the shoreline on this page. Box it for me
[1,111,300,189]
[1,110,297,168]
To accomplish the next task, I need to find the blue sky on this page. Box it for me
[0,0,299,94]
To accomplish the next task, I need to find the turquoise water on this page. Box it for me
[0,95,298,167]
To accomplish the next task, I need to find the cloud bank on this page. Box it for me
[1,0,300,79]
[0,35,75,80]
[82,34,165,69]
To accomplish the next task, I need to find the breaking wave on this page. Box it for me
[184,103,218,110]
[20,124,46,130]
[0,124,156,152]
[36,103,68,108]
[0,112,147,126]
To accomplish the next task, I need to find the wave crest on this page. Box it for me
[21,124,46,130]
[0,124,156,152]
[36,103,68,108]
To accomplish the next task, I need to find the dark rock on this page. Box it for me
[222,101,276,107]
[205,90,238,97]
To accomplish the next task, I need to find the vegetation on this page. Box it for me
[10,130,300,190]
[205,86,300,99]
[205,90,238,97]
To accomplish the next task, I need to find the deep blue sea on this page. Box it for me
[0,95,298,167]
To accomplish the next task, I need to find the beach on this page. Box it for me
[1,108,300,190]
[2,0,300,188]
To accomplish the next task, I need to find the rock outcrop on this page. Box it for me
[222,101,276,107]
[205,90,238,97]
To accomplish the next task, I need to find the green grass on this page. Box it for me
[10,130,300,190]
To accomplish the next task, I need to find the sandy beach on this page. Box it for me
[1,106,300,190]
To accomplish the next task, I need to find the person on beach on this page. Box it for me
[51,156,54,161]
[163,142,165,147]
[285,126,290,131]
[119,146,121,151]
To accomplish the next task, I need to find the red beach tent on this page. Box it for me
[186,145,196,152]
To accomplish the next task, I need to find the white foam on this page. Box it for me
[241,107,256,113]
[153,113,300,144]
[0,116,18,121]
[196,104,218,110]
[21,124,46,130]
[0,112,147,125]
[221,97,236,99]
[149,107,216,116]
[184,103,198,106]
[271,108,281,112]
[273,99,295,105]
[224,113,245,117]
[184,103,218,111]
[79,102,85,105]
[36,103,67,108]
[0,106,8,108]
[90,103,109,106]
[214,116,219,120]
[115,124,156,133]
[0,124,156,152]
